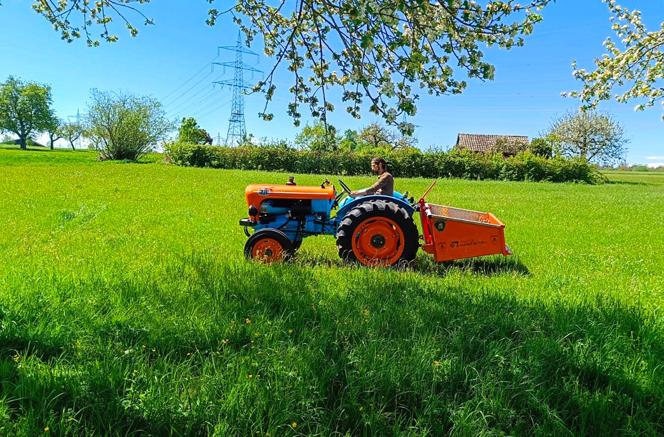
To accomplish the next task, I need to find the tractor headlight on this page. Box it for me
[248,205,258,217]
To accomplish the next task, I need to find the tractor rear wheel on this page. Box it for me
[244,229,294,263]
[336,200,418,267]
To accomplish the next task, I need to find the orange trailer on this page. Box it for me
[418,184,511,262]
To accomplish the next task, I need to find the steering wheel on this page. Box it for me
[338,178,352,196]
[335,178,353,203]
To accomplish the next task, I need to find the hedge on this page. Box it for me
[164,142,603,184]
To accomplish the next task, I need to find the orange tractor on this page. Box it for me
[240,179,511,266]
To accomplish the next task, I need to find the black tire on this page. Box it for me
[336,199,418,267]
[244,229,294,262]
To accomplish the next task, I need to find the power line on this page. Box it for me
[191,98,233,122]
[160,59,217,103]
[162,69,214,108]
[173,93,223,120]
[166,84,218,116]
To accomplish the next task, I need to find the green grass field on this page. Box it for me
[1,148,662,435]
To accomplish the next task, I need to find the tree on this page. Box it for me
[85,129,104,151]
[86,89,174,161]
[60,121,85,150]
[359,123,416,151]
[45,111,62,150]
[547,111,627,164]
[29,1,550,134]
[177,117,213,145]
[528,137,555,159]
[567,0,663,118]
[359,123,393,150]
[0,76,53,150]
[294,122,337,152]
[493,137,528,157]
[338,129,365,152]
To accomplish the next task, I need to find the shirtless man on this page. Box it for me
[351,157,394,197]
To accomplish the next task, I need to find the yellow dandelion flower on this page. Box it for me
[44,427,50,433]
[291,421,297,428]
[245,318,252,325]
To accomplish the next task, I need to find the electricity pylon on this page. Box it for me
[213,31,262,146]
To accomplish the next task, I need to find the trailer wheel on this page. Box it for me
[336,200,418,267]
[244,229,293,263]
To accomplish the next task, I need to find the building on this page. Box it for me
[455,133,529,157]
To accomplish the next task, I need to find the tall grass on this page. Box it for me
[0,148,662,435]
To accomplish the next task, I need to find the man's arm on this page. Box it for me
[351,174,390,196]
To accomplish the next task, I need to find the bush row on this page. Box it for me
[165,142,603,183]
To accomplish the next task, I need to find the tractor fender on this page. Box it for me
[335,194,415,224]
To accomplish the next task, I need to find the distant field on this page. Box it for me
[0,148,662,435]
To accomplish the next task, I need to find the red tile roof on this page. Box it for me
[455,134,529,153]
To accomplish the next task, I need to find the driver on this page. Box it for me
[351,157,394,197]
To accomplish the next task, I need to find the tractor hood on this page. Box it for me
[245,184,335,210]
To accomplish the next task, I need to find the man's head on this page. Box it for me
[371,157,387,175]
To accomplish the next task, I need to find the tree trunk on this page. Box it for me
[580,140,587,161]
[19,136,27,150]
[70,141,76,151]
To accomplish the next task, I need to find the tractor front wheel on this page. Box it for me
[244,229,294,263]
[336,200,418,267]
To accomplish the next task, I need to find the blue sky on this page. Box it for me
[0,0,662,164]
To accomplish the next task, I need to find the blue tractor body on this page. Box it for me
[246,196,339,243]
[241,178,420,265]
[242,180,414,245]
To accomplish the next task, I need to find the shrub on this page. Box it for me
[164,143,602,183]
[87,90,174,161]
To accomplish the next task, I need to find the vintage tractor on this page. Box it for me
[240,178,511,266]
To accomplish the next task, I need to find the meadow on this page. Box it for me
[0,147,662,435]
